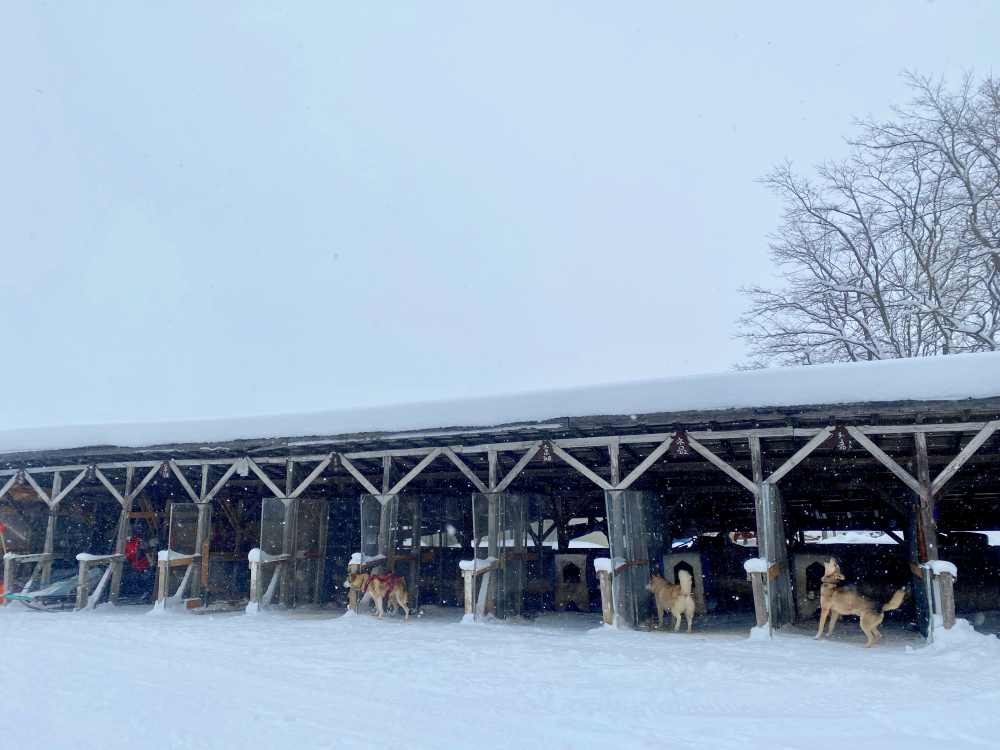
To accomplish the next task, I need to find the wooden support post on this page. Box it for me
[608,439,621,487]
[597,569,614,626]
[910,432,939,635]
[314,500,330,605]
[757,483,794,628]
[41,508,57,586]
[280,497,299,608]
[2,555,15,605]
[75,558,90,611]
[75,554,125,611]
[156,557,170,608]
[488,450,498,492]
[193,502,212,600]
[109,503,130,603]
[749,572,768,628]
[248,555,263,612]
[487,494,499,559]
[410,497,421,613]
[750,436,794,629]
[463,569,475,616]
[937,572,956,630]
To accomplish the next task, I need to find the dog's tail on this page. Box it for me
[678,569,693,596]
[881,587,906,613]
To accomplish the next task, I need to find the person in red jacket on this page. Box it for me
[124,534,150,573]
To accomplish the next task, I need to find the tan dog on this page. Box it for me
[344,571,411,620]
[815,558,906,647]
[646,570,695,632]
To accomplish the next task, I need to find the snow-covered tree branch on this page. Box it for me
[740,74,1000,367]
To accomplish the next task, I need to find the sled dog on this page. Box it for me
[646,570,696,632]
[344,571,411,620]
[815,558,906,647]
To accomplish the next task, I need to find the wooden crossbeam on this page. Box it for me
[551,444,612,491]
[616,436,674,490]
[248,459,285,498]
[494,443,541,493]
[218,498,241,532]
[94,469,127,508]
[204,463,238,503]
[290,455,333,498]
[339,455,380,496]
[389,448,443,495]
[21,471,51,504]
[844,427,922,496]
[4,419,1000,483]
[0,474,17,501]
[441,447,488,493]
[50,469,87,506]
[130,464,161,502]
[765,427,834,485]
[931,421,1000,497]
[686,436,758,496]
[169,460,200,502]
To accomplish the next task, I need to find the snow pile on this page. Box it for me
[929,560,958,578]
[929,618,1000,652]
[743,558,770,574]
[2,351,999,454]
[748,624,771,641]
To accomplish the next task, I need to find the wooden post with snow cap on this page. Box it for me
[594,558,614,626]
[743,557,771,631]
[459,557,497,621]
[928,560,958,630]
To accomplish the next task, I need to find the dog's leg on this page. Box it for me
[374,594,385,619]
[826,610,840,637]
[397,591,410,621]
[860,616,875,647]
[658,605,664,630]
[815,606,830,639]
[686,601,694,633]
[673,609,682,632]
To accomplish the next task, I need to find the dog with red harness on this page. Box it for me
[344,570,411,620]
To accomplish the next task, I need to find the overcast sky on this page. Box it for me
[2,2,997,429]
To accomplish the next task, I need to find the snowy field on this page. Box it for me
[3,606,999,750]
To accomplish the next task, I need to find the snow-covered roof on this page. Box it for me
[1,352,999,455]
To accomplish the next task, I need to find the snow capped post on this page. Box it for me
[926,560,958,632]
[593,558,614,626]
[743,557,772,635]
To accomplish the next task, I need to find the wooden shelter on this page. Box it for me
[1,354,998,636]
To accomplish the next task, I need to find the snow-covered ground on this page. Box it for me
[2,605,998,750]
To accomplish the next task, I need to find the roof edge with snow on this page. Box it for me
[2,352,999,457]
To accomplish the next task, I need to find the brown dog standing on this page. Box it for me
[646,569,696,632]
[815,558,905,647]
[344,571,411,620]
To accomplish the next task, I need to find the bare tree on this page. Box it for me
[740,74,999,367]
